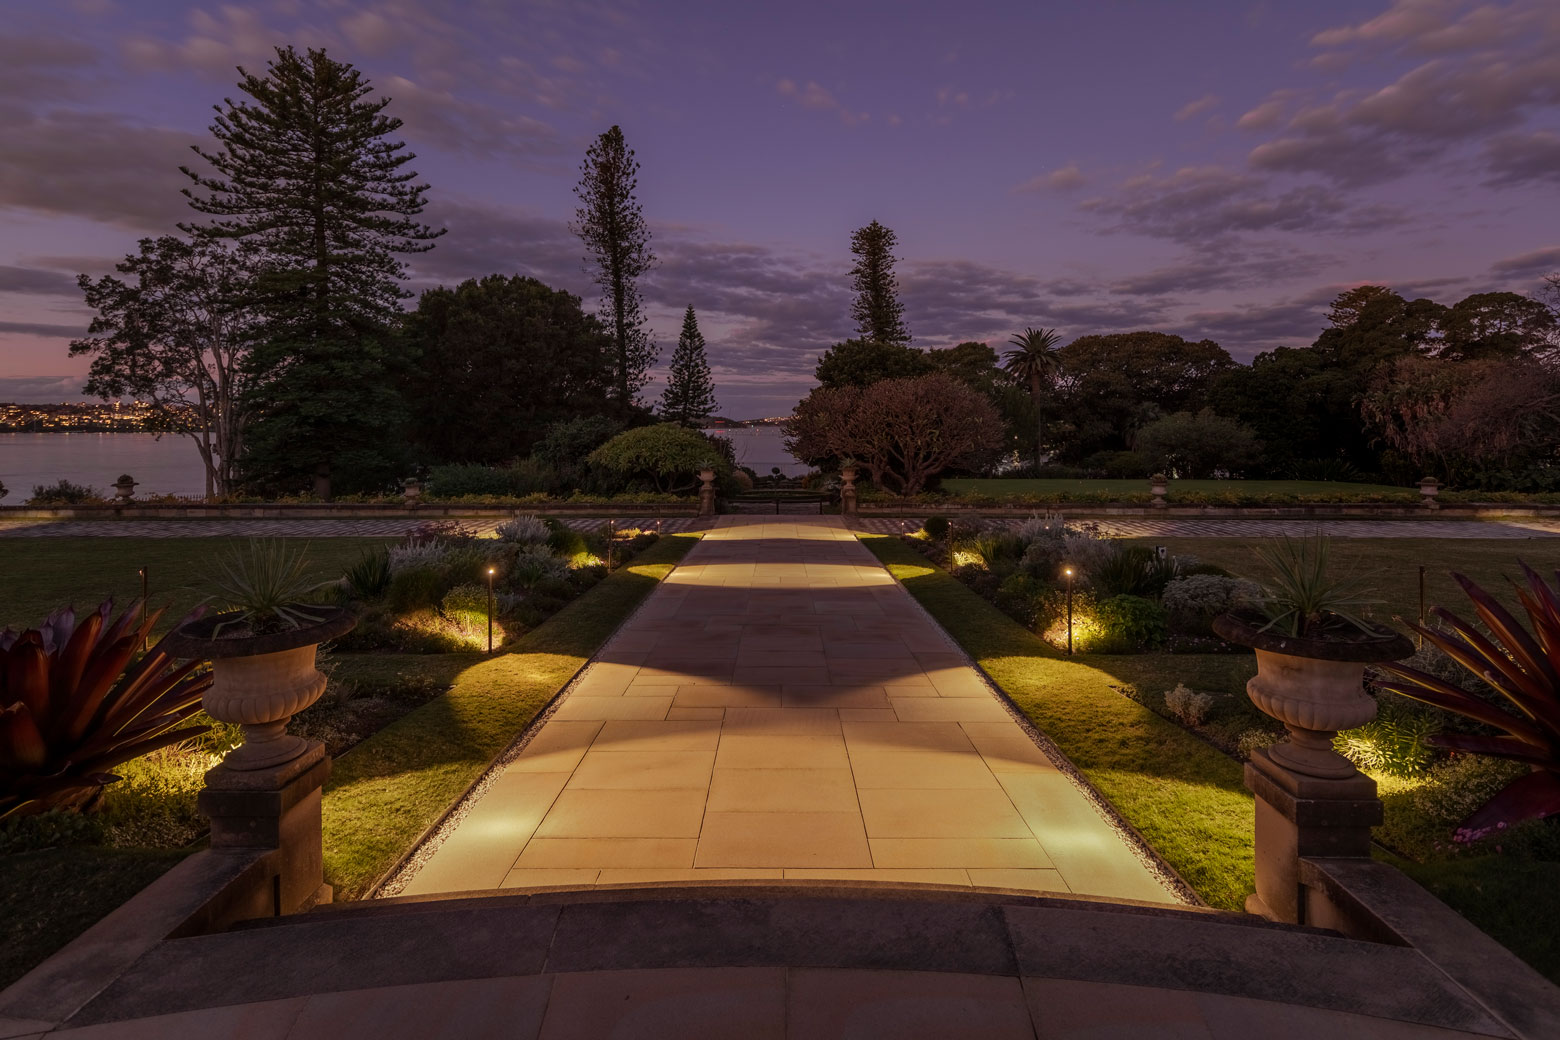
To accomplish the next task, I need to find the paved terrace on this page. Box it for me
[401,517,1172,901]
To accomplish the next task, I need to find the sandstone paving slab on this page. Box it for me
[404,517,1178,904]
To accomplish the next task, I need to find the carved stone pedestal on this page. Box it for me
[199,740,332,916]
[1245,747,1382,925]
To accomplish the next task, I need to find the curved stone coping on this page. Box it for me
[63,884,1511,1036]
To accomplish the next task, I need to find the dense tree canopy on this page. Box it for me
[404,275,613,465]
[1054,332,1234,461]
[814,338,931,388]
[1134,410,1261,479]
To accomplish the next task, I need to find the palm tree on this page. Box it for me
[1001,327,1065,468]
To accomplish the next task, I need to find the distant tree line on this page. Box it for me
[791,222,1560,492]
[69,46,720,500]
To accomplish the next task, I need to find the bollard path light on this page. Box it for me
[1064,566,1075,655]
[486,567,496,653]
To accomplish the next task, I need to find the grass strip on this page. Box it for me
[321,533,699,900]
[0,847,190,991]
[861,533,1255,910]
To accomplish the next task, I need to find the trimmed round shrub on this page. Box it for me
[922,515,951,540]
[1092,594,1168,653]
[586,423,728,493]
[1162,574,1261,636]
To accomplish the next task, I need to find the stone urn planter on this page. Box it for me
[1213,612,1413,779]
[1149,473,1168,508]
[113,474,137,504]
[166,607,356,771]
[402,477,423,505]
[1418,476,1440,510]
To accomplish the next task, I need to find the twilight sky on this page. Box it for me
[2,0,1558,417]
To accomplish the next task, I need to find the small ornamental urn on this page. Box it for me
[698,468,717,517]
[166,608,357,771]
[1149,473,1169,508]
[402,477,422,505]
[839,465,859,516]
[1418,476,1440,510]
[113,474,137,504]
[1213,614,1413,779]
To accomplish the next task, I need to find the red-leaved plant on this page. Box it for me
[1374,564,1560,843]
[1,600,211,818]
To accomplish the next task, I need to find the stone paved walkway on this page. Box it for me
[402,516,1172,902]
[0,516,701,538]
[853,516,1560,539]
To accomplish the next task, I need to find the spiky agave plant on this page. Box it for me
[0,600,211,818]
[211,538,333,635]
[1374,563,1560,842]
[1252,533,1380,638]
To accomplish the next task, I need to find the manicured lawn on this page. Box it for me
[0,536,397,633]
[1398,857,1560,982]
[0,847,190,991]
[942,478,1410,499]
[321,532,699,899]
[1143,537,1557,624]
[862,534,1256,910]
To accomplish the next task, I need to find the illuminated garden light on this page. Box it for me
[486,567,496,654]
[1064,565,1075,655]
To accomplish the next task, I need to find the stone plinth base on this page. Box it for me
[1244,747,1381,925]
[198,740,332,916]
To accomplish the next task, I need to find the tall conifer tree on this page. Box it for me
[181,46,443,497]
[660,305,717,427]
[849,220,910,346]
[571,126,657,411]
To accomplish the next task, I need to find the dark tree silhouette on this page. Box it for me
[181,45,443,498]
[572,125,657,410]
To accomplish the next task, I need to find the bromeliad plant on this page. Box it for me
[0,601,211,818]
[1374,563,1560,842]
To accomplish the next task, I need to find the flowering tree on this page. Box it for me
[787,372,1003,495]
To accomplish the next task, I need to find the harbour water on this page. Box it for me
[0,432,208,499]
[0,425,805,501]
